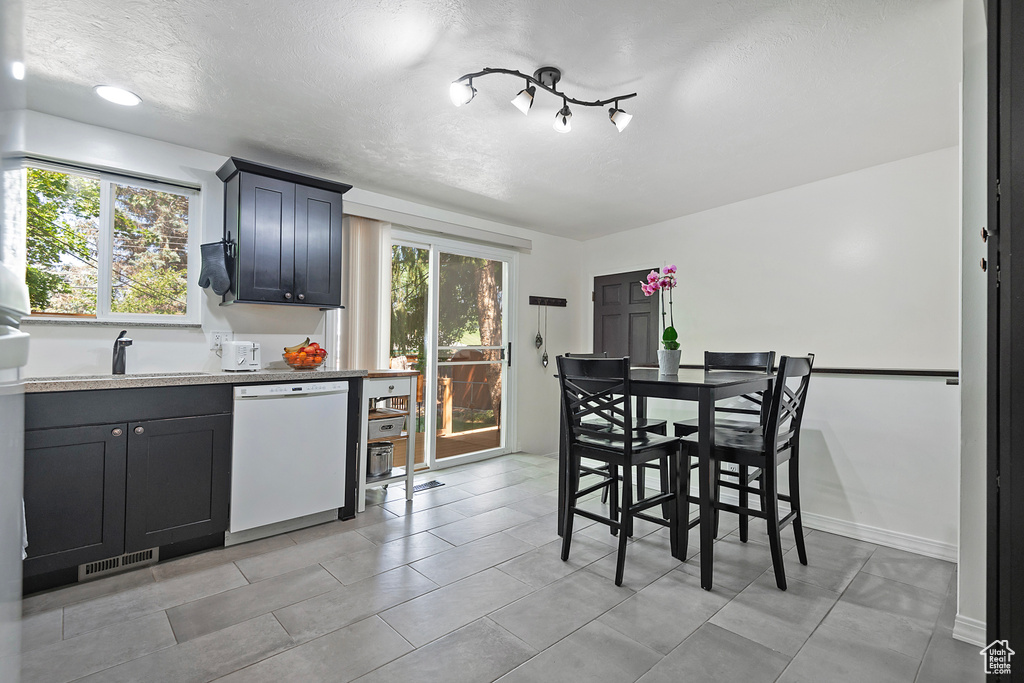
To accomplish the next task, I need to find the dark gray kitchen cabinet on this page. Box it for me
[23,424,127,576]
[124,414,232,552]
[218,158,351,308]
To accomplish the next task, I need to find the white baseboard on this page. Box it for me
[953,615,987,647]
[798,512,957,562]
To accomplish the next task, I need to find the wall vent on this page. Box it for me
[78,547,159,582]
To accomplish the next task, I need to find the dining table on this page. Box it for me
[556,366,775,591]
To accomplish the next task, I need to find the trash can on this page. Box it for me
[367,441,394,478]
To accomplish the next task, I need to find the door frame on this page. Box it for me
[390,229,518,469]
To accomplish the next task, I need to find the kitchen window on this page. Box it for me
[24,162,200,323]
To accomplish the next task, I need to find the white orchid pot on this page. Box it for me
[657,349,681,375]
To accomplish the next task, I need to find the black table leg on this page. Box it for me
[557,402,567,536]
[698,388,715,590]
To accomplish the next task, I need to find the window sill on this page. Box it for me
[21,317,202,329]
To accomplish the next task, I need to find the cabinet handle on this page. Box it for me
[982,227,989,243]
[981,258,988,272]
[134,426,145,435]
[297,293,305,301]
[111,428,123,437]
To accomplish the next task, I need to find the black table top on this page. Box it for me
[629,368,773,387]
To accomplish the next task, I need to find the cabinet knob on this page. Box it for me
[389,385,395,391]
[981,258,988,272]
[111,428,123,437]
[298,293,305,301]
[284,292,292,300]
[134,426,145,435]
[982,227,989,243]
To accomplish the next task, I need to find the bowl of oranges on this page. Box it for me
[282,338,327,370]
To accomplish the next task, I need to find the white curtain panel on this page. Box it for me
[325,215,391,371]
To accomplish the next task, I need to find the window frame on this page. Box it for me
[24,160,202,325]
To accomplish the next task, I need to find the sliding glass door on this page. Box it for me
[390,233,514,468]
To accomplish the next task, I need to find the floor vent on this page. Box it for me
[412,480,445,492]
[78,547,159,582]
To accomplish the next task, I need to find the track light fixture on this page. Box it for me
[449,65,635,133]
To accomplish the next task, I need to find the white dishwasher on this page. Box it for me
[230,381,348,536]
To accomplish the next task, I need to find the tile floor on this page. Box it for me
[20,452,982,683]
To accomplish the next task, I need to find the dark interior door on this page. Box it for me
[294,184,343,307]
[23,424,127,576]
[990,0,1024,668]
[593,269,658,365]
[124,414,232,552]
[238,172,295,303]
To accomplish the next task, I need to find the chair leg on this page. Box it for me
[659,456,672,519]
[600,464,609,504]
[609,465,619,536]
[764,465,787,590]
[712,460,722,537]
[668,453,680,559]
[789,452,808,566]
[678,452,692,559]
[615,461,632,586]
[636,463,646,508]
[738,465,748,543]
[561,452,580,561]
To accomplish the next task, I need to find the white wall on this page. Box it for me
[15,111,583,456]
[956,0,987,646]
[578,149,962,558]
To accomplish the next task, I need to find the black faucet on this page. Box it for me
[112,330,133,375]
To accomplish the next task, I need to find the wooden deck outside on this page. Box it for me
[388,426,501,469]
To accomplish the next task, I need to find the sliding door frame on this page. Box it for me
[390,229,518,469]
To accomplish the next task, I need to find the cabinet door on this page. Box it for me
[294,184,343,307]
[125,415,232,552]
[237,173,296,303]
[23,424,127,576]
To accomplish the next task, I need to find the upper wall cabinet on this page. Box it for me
[217,158,352,308]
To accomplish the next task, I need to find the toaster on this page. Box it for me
[222,340,261,371]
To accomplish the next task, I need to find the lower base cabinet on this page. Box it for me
[23,385,233,586]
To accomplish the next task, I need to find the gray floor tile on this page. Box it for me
[62,563,248,639]
[445,486,542,517]
[503,511,593,548]
[504,491,559,518]
[585,529,683,591]
[457,470,540,495]
[497,536,614,589]
[20,612,175,683]
[73,613,292,683]
[821,571,945,659]
[22,568,156,617]
[380,568,533,647]
[710,572,840,656]
[409,532,534,586]
[274,565,439,642]
[355,505,468,545]
[217,616,412,683]
[20,609,62,654]
[679,533,776,593]
[464,459,532,477]
[861,545,956,595]
[780,530,875,593]
[600,568,737,655]
[167,564,340,642]
[321,531,453,585]
[916,630,985,682]
[636,623,790,683]
[427,468,483,487]
[381,485,474,515]
[495,620,661,683]
[287,506,397,543]
[429,507,535,546]
[353,618,536,683]
[234,528,376,583]
[151,533,296,582]
[490,568,634,651]
[778,621,922,683]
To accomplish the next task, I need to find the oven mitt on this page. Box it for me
[198,240,232,296]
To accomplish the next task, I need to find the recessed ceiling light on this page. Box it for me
[94,85,142,106]
[11,61,25,81]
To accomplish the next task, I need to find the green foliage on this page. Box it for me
[662,325,680,350]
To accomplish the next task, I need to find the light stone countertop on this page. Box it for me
[24,368,368,393]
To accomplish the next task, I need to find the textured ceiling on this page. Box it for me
[24,0,961,240]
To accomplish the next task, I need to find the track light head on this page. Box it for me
[553,103,572,133]
[608,106,633,132]
[511,84,536,115]
[449,79,476,107]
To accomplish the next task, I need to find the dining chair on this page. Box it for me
[673,351,775,540]
[557,355,682,586]
[564,352,668,509]
[678,354,814,590]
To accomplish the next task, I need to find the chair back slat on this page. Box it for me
[763,354,814,454]
[704,351,776,423]
[557,356,634,454]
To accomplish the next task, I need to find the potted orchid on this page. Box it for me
[641,265,681,374]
